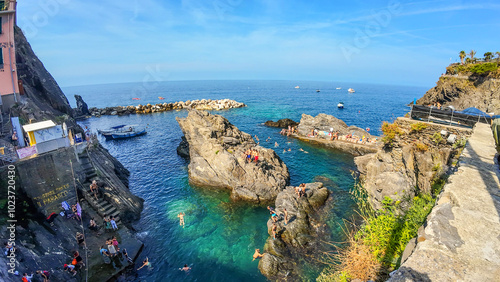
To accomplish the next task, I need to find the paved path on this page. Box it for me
[389,123,500,281]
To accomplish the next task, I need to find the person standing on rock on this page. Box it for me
[11,130,18,150]
[178,212,185,227]
[272,223,277,240]
[36,270,50,282]
[283,209,288,225]
[110,216,118,230]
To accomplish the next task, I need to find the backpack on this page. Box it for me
[22,277,28,282]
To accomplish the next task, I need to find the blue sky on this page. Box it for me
[16,0,500,87]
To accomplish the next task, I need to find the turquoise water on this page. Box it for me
[67,80,426,281]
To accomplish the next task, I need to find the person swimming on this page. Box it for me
[180,264,191,272]
[137,257,151,270]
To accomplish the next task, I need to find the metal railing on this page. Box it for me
[410,105,493,128]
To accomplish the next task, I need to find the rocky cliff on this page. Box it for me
[176,110,289,203]
[297,113,372,138]
[258,182,330,280]
[416,71,500,114]
[355,118,471,210]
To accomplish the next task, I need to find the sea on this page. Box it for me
[65,80,427,281]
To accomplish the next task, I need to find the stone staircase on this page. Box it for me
[77,150,121,226]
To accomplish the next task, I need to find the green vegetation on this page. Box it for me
[432,132,444,144]
[410,122,427,133]
[381,122,404,146]
[447,62,499,75]
[215,150,219,154]
[415,142,428,152]
[459,50,466,65]
[318,185,436,281]
[484,52,493,62]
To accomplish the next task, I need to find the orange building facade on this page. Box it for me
[0,0,19,111]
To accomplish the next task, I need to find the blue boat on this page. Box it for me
[111,128,147,140]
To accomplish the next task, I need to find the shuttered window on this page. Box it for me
[0,17,2,34]
[0,47,3,65]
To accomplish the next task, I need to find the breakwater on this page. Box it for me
[88,99,246,116]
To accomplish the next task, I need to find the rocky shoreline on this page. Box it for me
[88,99,246,117]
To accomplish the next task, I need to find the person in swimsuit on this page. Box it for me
[137,257,151,270]
[283,208,288,225]
[180,264,191,272]
[252,249,264,261]
[178,212,185,227]
[272,223,277,240]
[76,232,85,247]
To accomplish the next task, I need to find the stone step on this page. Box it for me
[99,203,113,212]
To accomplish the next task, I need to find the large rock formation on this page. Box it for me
[355,118,471,210]
[73,94,90,118]
[264,118,298,128]
[297,113,372,139]
[416,72,500,114]
[176,110,289,202]
[258,182,330,279]
[15,26,73,116]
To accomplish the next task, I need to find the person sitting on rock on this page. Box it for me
[64,263,77,276]
[295,186,301,198]
[76,232,85,247]
[254,150,259,163]
[36,270,50,282]
[89,180,99,201]
[300,184,306,197]
[272,223,277,240]
[252,249,264,261]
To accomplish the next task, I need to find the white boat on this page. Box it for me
[348,88,355,93]
[294,86,300,89]
[336,87,341,89]
[337,102,344,109]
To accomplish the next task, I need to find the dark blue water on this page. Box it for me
[66,80,426,281]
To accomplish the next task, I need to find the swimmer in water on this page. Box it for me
[288,148,291,151]
[275,142,279,147]
[180,264,191,272]
[137,257,150,270]
[299,148,304,151]
[283,149,286,153]
[177,212,185,227]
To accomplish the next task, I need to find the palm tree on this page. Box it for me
[484,52,493,62]
[459,51,466,65]
[469,50,476,63]
[465,57,472,64]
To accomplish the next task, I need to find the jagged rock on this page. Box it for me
[73,94,90,117]
[297,113,372,138]
[177,136,190,159]
[416,74,500,114]
[258,182,330,279]
[264,118,299,128]
[176,110,289,202]
[354,118,471,210]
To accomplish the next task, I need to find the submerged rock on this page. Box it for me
[258,182,330,279]
[264,118,299,128]
[176,110,289,202]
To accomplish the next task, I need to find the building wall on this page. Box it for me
[0,0,19,108]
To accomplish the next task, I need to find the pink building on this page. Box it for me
[0,0,19,111]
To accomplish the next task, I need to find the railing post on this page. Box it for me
[450,110,454,126]
[428,106,432,123]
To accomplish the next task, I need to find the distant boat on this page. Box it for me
[337,102,344,109]
[98,125,146,140]
[158,97,165,100]
[348,88,355,93]
[336,87,341,90]
[132,98,140,100]
[295,86,300,89]
[316,89,321,93]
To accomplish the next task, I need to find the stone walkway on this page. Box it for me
[389,123,500,281]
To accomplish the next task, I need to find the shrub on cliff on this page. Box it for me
[410,122,427,133]
[381,122,404,146]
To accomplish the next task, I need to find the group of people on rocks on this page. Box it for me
[279,125,297,136]
[295,183,307,198]
[244,148,260,164]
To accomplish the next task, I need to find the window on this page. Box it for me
[0,47,3,66]
[0,17,2,34]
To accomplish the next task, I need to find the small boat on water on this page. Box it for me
[98,125,147,140]
[336,87,341,90]
[316,89,321,93]
[295,86,300,89]
[348,88,355,93]
[337,102,344,109]
[132,98,140,100]
[112,127,147,140]
[158,97,165,100]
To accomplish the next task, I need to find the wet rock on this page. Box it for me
[264,118,299,128]
[176,110,289,203]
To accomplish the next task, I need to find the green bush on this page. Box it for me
[410,122,427,133]
[468,62,499,74]
[381,122,404,146]
[432,132,443,144]
[415,142,428,152]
